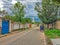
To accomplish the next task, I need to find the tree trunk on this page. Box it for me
[52,23,54,29]
[29,23,31,28]
[52,22,56,29]
[47,24,49,29]
[19,23,20,30]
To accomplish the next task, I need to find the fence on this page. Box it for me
[0,18,37,35]
[9,21,30,32]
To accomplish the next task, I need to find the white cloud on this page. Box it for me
[20,1,27,4]
[20,0,42,3]
[0,0,4,10]
[0,4,3,8]
[26,0,42,2]
[12,0,17,4]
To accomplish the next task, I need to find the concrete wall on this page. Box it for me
[4,20,60,33]
[19,24,24,29]
[9,22,20,32]
[9,21,37,32]
[32,24,37,27]
[13,23,19,30]
[9,21,30,32]
[0,19,37,34]
[56,20,60,29]
[25,24,27,28]
[25,24,29,28]
[19,24,29,29]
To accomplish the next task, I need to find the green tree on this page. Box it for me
[52,0,60,4]
[21,18,32,29]
[25,18,32,23]
[4,15,11,19]
[35,1,58,28]
[11,2,25,29]
[52,0,60,20]
[11,2,25,22]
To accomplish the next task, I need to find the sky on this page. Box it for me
[0,0,42,22]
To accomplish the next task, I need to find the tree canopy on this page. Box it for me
[21,18,32,24]
[52,0,60,4]
[35,1,58,24]
[11,2,25,22]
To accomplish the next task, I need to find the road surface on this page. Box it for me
[0,27,45,45]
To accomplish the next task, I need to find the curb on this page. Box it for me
[0,34,8,38]
[43,32,47,45]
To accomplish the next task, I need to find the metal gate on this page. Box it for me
[2,20,9,34]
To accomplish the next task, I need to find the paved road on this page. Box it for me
[0,27,45,45]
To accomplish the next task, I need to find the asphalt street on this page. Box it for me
[0,27,45,45]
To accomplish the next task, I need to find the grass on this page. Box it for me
[44,29,60,39]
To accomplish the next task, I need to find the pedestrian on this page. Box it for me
[40,24,44,32]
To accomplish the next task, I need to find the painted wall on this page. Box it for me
[24,24,29,28]
[13,23,19,30]
[32,24,37,27]
[56,20,60,29]
[19,24,29,29]
[9,22,20,32]
[20,24,23,29]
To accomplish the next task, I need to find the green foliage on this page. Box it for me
[45,29,60,38]
[25,18,32,23]
[10,16,19,22]
[4,15,19,22]
[11,2,25,22]
[35,1,58,24]
[21,18,32,24]
[13,2,25,17]
[52,0,60,4]
[4,15,11,19]
[32,22,40,24]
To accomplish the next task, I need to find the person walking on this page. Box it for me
[40,24,44,32]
